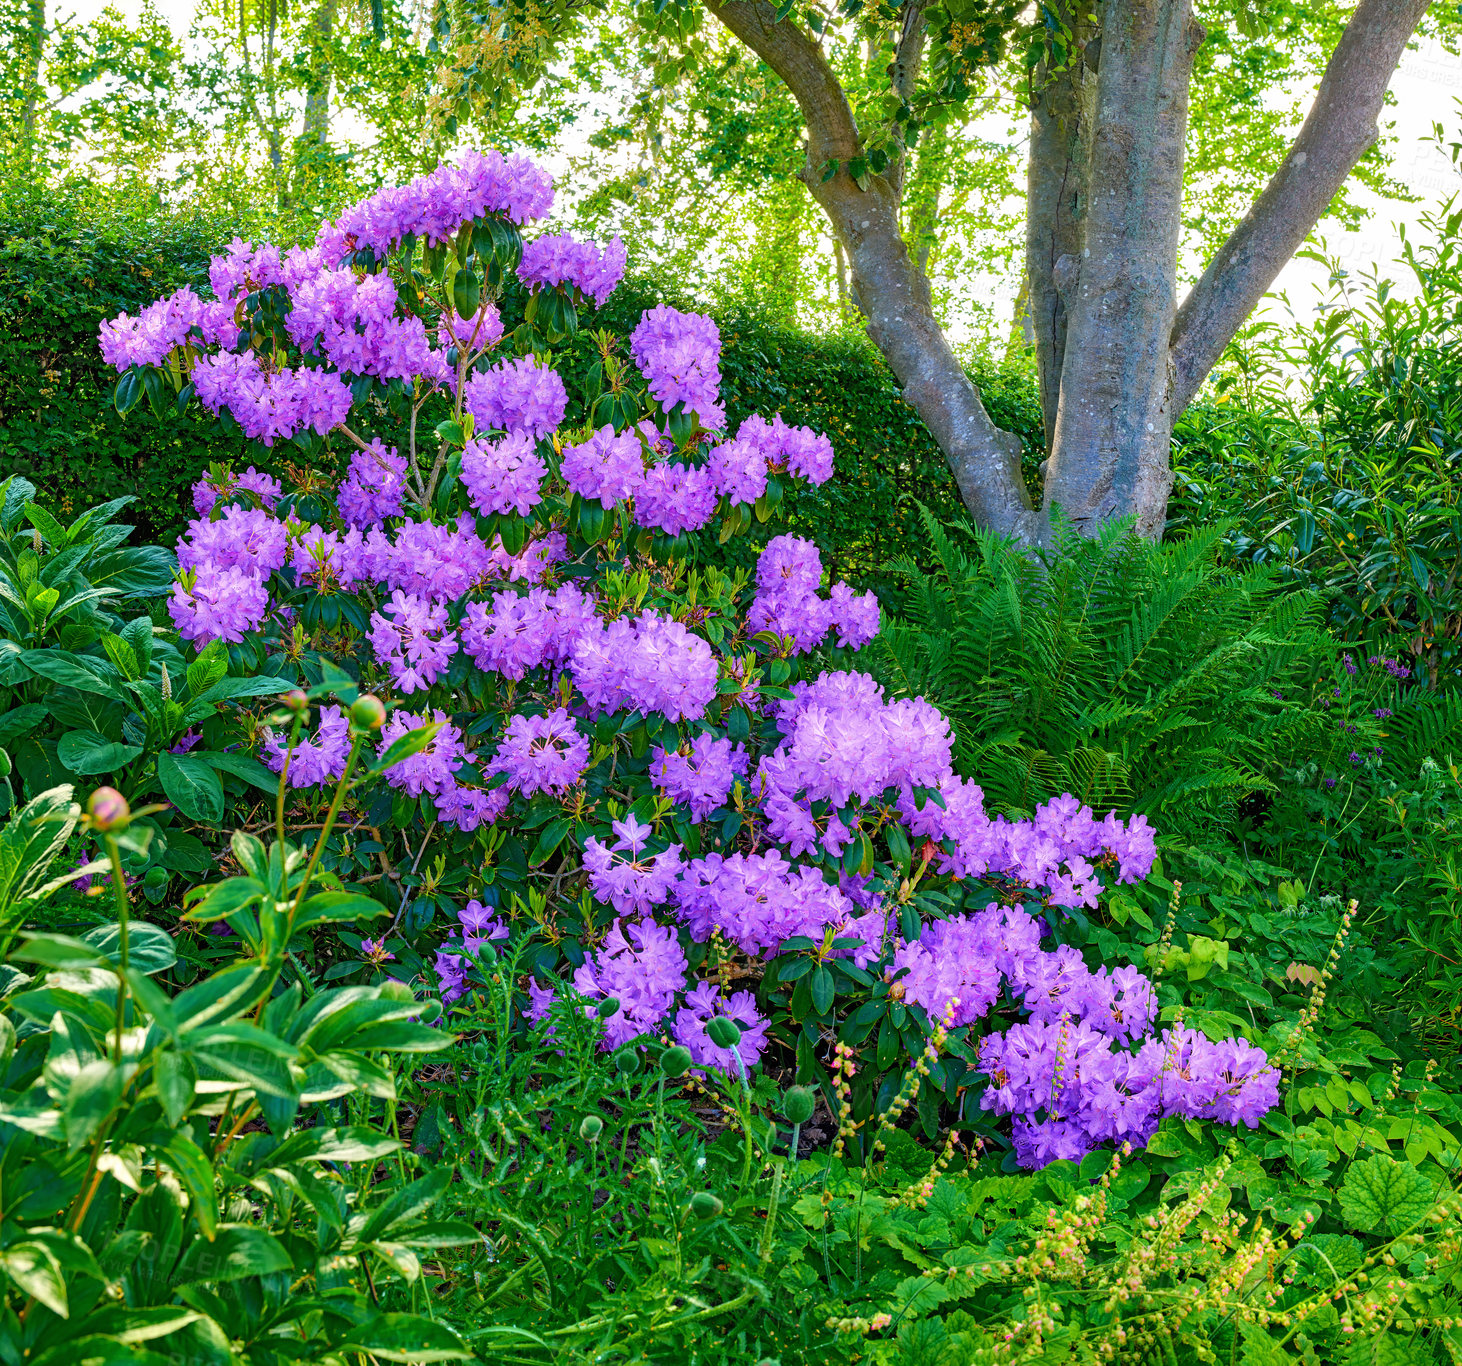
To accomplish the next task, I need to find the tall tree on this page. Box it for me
[435,0,1445,541]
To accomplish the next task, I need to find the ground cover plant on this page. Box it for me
[4,144,1462,1366]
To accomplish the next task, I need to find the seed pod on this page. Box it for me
[781,1085,816,1125]
[350,694,387,731]
[706,1016,742,1049]
[596,996,621,1020]
[661,1045,693,1078]
[689,1191,723,1220]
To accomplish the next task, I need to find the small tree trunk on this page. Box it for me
[18,0,47,164]
[302,0,336,150]
[706,0,1038,540]
[1025,2,1097,456]
[1043,0,1202,538]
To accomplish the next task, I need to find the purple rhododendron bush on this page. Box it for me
[99,149,1278,1170]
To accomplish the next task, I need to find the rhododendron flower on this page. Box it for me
[650,734,747,821]
[491,708,589,795]
[673,983,770,1076]
[169,566,269,644]
[368,591,459,693]
[192,465,283,516]
[561,425,644,507]
[517,232,627,306]
[572,918,688,1049]
[583,815,684,914]
[462,355,567,438]
[630,305,725,429]
[461,431,546,517]
[262,704,351,788]
[339,440,408,528]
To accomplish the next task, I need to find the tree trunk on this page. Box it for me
[302,0,336,151]
[18,0,46,165]
[1042,0,1202,539]
[1025,3,1097,457]
[705,0,1038,541]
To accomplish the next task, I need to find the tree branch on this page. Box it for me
[1170,0,1431,413]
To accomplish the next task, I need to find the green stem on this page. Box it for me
[276,711,305,847]
[289,733,364,928]
[104,832,130,1063]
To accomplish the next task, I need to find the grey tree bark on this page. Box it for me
[703,0,1431,545]
[1042,0,1203,538]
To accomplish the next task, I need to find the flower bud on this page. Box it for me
[281,688,309,713]
[661,1045,693,1078]
[87,787,131,832]
[613,1048,641,1076]
[143,866,169,890]
[595,996,621,1020]
[350,694,387,731]
[688,1191,723,1220]
[706,1016,742,1049]
[578,1114,604,1143]
[781,1085,816,1125]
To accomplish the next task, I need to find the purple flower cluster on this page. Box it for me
[326,148,555,254]
[99,285,234,369]
[630,305,725,430]
[461,432,546,517]
[561,425,644,508]
[633,461,719,536]
[368,591,459,694]
[748,536,880,652]
[193,465,282,516]
[572,611,719,722]
[262,705,351,787]
[191,352,353,446]
[169,565,269,644]
[673,983,770,1077]
[981,1018,1280,1169]
[377,709,507,833]
[517,232,628,307]
[738,412,835,485]
[338,441,409,529]
[462,356,567,439]
[571,918,689,1049]
[461,583,598,680]
[583,815,683,914]
[650,734,748,821]
[489,708,590,796]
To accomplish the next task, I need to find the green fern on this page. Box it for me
[874,509,1333,824]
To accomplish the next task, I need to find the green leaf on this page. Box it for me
[63,1059,127,1150]
[0,1241,68,1317]
[197,750,279,795]
[81,921,177,974]
[155,1050,197,1126]
[182,877,266,923]
[371,722,442,776]
[338,1314,472,1362]
[172,1225,292,1284]
[810,965,835,1015]
[57,729,143,775]
[529,817,573,867]
[295,891,388,931]
[0,704,48,747]
[157,751,225,823]
[1339,1155,1435,1235]
[159,1133,217,1238]
[20,650,116,696]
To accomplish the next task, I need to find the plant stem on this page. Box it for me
[289,734,364,927]
[104,832,130,1063]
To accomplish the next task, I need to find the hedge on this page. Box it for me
[0,182,1043,598]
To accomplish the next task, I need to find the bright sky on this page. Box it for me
[59,0,1462,331]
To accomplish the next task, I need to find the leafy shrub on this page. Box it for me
[1169,134,1462,682]
[0,747,478,1363]
[872,511,1341,831]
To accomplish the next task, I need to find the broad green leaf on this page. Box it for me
[0,784,80,915]
[182,877,266,923]
[338,1314,472,1361]
[172,1225,292,1284]
[20,650,117,696]
[0,704,47,747]
[294,890,388,931]
[81,921,177,974]
[0,1241,68,1317]
[371,722,442,776]
[1338,1154,1435,1235]
[198,750,279,794]
[155,1050,197,1127]
[56,730,142,776]
[63,1059,129,1150]
[156,751,225,823]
